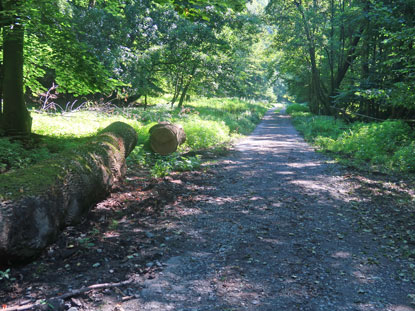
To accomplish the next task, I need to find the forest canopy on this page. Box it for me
[0,0,278,135]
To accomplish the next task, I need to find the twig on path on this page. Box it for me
[2,279,134,311]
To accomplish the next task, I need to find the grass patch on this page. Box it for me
[286,103,309,114]
[288,106,415,174]
[1,97,270,177]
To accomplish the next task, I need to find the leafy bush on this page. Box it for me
[392,142,415,172]
[128,147,201,177]
[150,153,201,177]
[328,121,412,164]
[286,103,310,114]
[291,115,347,142]
[182,118,231,150]
[289,111,415,173]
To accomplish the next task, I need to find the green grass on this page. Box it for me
[285,103,309,114]
[1,97,270,176]
[287,104,415,174]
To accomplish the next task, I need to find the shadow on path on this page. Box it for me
[110,108,415,311]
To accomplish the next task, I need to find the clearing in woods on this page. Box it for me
[2,108,415,311]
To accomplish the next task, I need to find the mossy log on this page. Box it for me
[0,122,138,265]
[149,122,186,155]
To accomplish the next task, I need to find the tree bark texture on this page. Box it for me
[0,122,138,264]
[1,5,32,135]
[149,122,186,156]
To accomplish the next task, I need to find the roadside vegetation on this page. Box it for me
[0,98,270,177]
[287,103,415,175]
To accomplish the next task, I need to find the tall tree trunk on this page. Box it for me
[178,65,197,108]
[1,22,31,135]
[170,72,183,108]
[0,32,3,130]
[294,0,330,114]
[144,94,148,110]
[331,26,363,96]
[361,1,371,116]
[329,0,335,94]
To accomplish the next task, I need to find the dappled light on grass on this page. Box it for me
[32,111,141,138]
[4,97,270,178]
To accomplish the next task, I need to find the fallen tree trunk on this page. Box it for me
[149,122,186,155]
[0,122,138,265]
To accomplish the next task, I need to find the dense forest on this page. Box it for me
[1,0,414,134]
[0,0,278,135]
[266,0,415,121]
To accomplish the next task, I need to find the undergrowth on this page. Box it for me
[1,97,270,176]
[0,139,50,173]
[287,103,415,173]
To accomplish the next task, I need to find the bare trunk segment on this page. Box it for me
[1,23,32,135]
[0,122,138,265]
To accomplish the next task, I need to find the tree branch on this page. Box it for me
[2,279,134,311]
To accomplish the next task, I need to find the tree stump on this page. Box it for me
[149,122,186,155]
[0,122,138,265]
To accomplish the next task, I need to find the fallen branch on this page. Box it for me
[2,279,134,311]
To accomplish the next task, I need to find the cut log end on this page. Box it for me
[149,122,186,155]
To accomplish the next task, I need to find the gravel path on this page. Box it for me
[108,108,415,310]
[3,108,413,311]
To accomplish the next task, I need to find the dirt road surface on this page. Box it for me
[2,108,414,311]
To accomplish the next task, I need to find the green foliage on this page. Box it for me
[0,139,51,172]
[289,112,346,142]
[182,118,231,149]
[0,97,267,177]
[32,111,141,138]
[128,147,202,177]
[285,103,309,114]
[267,0,415,119]
[289,109,415,173]
[150,153,202,178]
[328,121,412,165]
[392,142,415,173]
[127,97,269,176]
[181,98,270,135]
[16,0,269,103]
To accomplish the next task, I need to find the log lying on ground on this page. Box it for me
[149,122,186,155]
[0,122,138,265]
